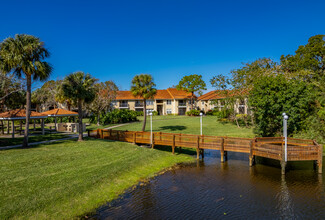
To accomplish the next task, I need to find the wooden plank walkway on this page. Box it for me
[88,129,323,174]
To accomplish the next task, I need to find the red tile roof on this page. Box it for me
[0,109,47,119]
[115,88,194,100]
[198,90,248,100]
[42,108,78,116]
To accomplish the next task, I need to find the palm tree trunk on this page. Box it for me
[23,76,31,148]
[142,99,146,131]
[78,99,83,141]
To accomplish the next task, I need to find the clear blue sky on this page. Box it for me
[1,0,324,91]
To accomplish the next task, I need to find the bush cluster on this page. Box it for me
[44,116,75,123]
[186,109,200,116]
[89,109,138,125]
[206,108,233,119]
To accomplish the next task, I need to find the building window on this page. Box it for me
[167,100,172,105]
[111,101,117,106]
[166,109,172,114]
[146,100,154,105]
[202,101,205,104]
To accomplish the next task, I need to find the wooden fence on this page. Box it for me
[88,129,322,174]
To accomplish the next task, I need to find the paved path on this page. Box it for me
[105,122,134,129]
[0,134,87,150]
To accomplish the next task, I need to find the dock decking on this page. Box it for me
[88,129,323,174]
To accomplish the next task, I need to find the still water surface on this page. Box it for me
[93,150,325,219]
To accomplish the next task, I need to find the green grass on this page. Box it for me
[0,133,72,147]
[0,138,194,219]
[114,115,255,138]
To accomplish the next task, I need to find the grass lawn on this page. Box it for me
[114,115,255,138]
[0,138,194,219]
[0,133,72,147]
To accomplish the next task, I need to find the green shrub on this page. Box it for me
[152,111,158,116]
[90,109,138,125]
[186,109,200,116]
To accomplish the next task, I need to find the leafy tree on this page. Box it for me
[61,72,97,141]
[176,74,206,109]
[210,74,244,127]
[280,35,325,141]
[0,34,52,147]
[88,80,118,125]
[249,75,315,137]
[0,72,25,110]
[231,58,278,90]
[32,80,62,111]
[131,74,157,131]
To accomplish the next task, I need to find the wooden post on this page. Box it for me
[281,140,286,175]
[152,133,155,149]
[172,134,175,154]
[11,120,15,139]
[318,144,323,174]
[41,119,45,135]
[54,117,57,131]
[221,137,225,163]
[1,120,3,135]
[110,129,112,139]
[101,129,104,139]
[196,136,200,160]
[201,135,204,158]
[159,132,162,141]
[117,130,119,140]
[7,120,10,134]
[97,129,99,138]
[179,133,182,152]
[33,119,36,131]
[249,139,255,167]
[133,131,137,144]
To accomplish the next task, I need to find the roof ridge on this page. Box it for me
[166,88,175,99]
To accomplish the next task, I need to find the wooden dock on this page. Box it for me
[88,129,323,174]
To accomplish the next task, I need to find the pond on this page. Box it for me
[92,150,325,219]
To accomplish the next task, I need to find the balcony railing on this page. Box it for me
[135,103,144,108]
[119,103,129,108]
[178,102,187,107]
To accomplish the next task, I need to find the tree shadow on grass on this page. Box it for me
[157,126,187,132]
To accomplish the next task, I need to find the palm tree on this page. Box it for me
[131,74,157,131]
[61,72,97,141]
[0,34,52,147]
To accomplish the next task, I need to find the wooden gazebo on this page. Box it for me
[0,109,47,138]
[41,108,78,131]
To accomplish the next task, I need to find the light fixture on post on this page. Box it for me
[149,112,153,147]
[282,112,289,162]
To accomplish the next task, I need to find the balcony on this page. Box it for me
[178,102,187,108]
[135,102,144,108]
[119,103,129,108]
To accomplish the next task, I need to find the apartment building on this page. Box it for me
[197,90,250,114]
[112,88,195,115]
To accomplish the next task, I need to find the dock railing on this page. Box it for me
[88,129,322,174]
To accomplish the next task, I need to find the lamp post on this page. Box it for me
[149,112,153,147]
[282,113,289,162]
[200,112,203,136]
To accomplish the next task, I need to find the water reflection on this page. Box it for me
[92,150,325,219]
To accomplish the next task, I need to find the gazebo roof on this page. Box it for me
[0,109,47,120]
[42,108,78,117]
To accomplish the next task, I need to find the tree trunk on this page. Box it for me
[23,76,32,148]
[142,99,146,131]
[78,99,83,141]
[191,92,194,110]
